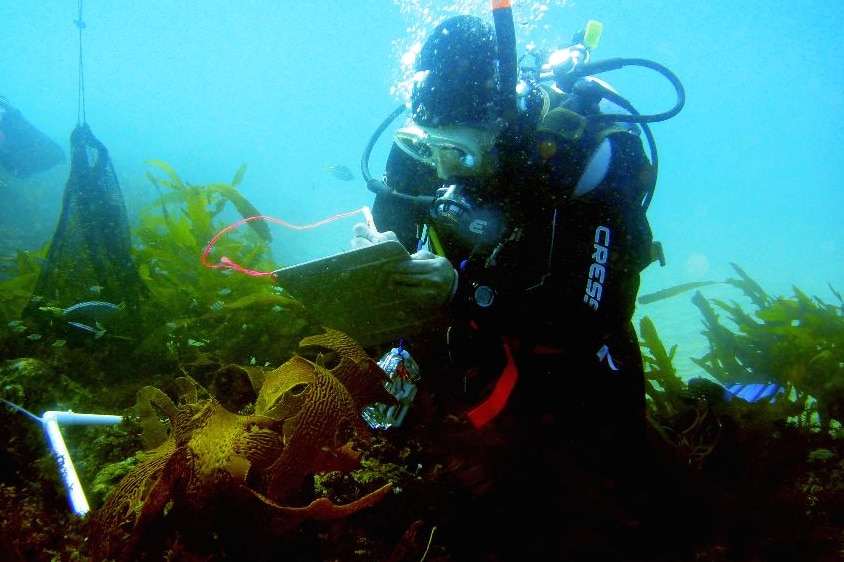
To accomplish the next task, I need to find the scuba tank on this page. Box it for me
[516,19,685,210]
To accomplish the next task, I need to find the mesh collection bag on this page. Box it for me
[23,124,146,320]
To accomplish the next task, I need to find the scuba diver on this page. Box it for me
[0,95,65,178]
[353,9,688,559]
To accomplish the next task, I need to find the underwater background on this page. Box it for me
[1,2,844,560]
[1,0,842,378]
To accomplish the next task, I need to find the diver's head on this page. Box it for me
[395,15,503,180]
[410,15,500,128]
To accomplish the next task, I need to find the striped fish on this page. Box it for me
[61,300,123,320]
[327,164,355,182]
[67,321,107,339]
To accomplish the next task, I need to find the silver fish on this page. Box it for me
[61,301,123,320]
[67,321,106,339]
[327,164,355,182]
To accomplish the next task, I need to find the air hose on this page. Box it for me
[360,103,404,196]
[565,57,686,124]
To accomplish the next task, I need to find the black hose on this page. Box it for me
[575,57,686,124]
[361,103,405,195]
[359,103,437,208]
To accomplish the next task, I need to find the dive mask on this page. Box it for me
[394,124,498,179]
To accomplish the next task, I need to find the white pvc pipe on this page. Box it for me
[40,411,123,517]
[44,411,122,426]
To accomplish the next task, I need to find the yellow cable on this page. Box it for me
[427,224,445,256]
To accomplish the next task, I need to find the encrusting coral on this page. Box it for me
[88,328,397,561]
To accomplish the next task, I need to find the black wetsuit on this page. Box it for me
[369,102,669,557]
[373,110,656,433]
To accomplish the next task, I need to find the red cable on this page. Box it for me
[201,208,368,277]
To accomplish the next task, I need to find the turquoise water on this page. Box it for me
[1,1,841,378]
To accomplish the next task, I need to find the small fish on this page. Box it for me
[67,321,106,339]
[37,301,122,337]
[61,300,124,320]
[809,448,836,462]
[38,306,65,315]
[327,164,355,182]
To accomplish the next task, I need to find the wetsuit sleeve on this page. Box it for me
[370,144,441,251]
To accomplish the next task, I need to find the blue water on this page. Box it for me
[2,0,842,378]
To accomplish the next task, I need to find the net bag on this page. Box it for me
[23,124,146,319]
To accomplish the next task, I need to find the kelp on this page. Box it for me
[88,328,394,562]
[0,248,45,324]
[688,264,844,430]
[639,263,844,432]
[637,280,719,305]
[0,159,310,371]
[144,160,271,244]
[133,161,311,367]
[639,316,685,417]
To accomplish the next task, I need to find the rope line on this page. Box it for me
[74,0,87,126]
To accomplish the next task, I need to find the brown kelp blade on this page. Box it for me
[638,281,718,305]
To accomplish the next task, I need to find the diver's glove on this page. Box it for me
[351,223,458,307]
[392,249,458,307]
[351,222,399,249]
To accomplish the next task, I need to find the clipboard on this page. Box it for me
[271,241,448,347]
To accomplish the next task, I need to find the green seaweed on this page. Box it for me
[144,160,271,243]
[639,262,844,433]
[132,161,312,367]
[639,315,685,417]
[688,264,843,430]
[0,248,44,324]
[0,160,312,373]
